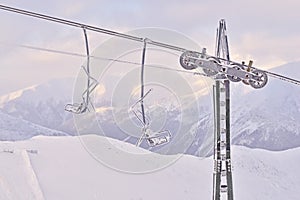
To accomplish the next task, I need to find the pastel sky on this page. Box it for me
[0,0,299,95]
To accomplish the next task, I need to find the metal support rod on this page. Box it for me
[225,80,234,200]
[213,81,222,200]
[83,28,90,108]
[140,40,147,125]
[221,19,234,200]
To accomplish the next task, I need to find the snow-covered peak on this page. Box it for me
[0,78,74,108]
[0,85,38,106]
[230,61,300,150]
[0,110,67,141]
[0,78,77,134]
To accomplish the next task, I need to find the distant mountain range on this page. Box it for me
[230,62,300,150]
[0,110,67,141]
[0,62,299,153]
[0,78,76,136]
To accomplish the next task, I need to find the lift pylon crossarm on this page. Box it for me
[179,50,268,89]
[180,49,300,88]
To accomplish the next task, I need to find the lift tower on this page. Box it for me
[212,19,234,200]
[2,5,300,200]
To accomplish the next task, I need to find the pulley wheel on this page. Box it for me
[249,70,268,89]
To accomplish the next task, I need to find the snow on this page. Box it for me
[0,148,44,199]
[0,135,299,200]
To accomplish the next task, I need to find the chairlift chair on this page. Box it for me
[65,27,98,114]
[131,88,172,147]
[131,39,172,148]
[146,130,171,147]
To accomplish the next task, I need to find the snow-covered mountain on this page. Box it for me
[0,78,76,134]
[0,62,299,152]
[0,135,299,200]
[230,62,300,150]
[0,110,67,141]
[70,61,300,152]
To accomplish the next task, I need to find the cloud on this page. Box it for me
[58,2,86,17]
[230,32,300,69]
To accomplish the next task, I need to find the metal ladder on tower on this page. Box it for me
[212,19,234,200]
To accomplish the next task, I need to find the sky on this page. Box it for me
[0,0,299,95]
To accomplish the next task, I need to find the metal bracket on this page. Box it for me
[179,50,268,89]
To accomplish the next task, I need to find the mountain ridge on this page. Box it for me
[0,110,68,141]
[0,62,299,152]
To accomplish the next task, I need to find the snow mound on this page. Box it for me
[0,135,299,200]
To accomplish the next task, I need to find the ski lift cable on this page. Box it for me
[0,41,205,77]
[263,70,300,86]
[0,4,186,52]
[0,41,85,57]
[1,4,299,86]
[1,39,299,87]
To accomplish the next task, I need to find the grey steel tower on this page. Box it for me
[212,19,234,200]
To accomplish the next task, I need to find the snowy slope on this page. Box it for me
[0,110,67,141]
[0,135,299,200]
[0,149,44,199]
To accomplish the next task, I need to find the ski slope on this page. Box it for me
[0,149,44,199]
[0,135,299,200]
